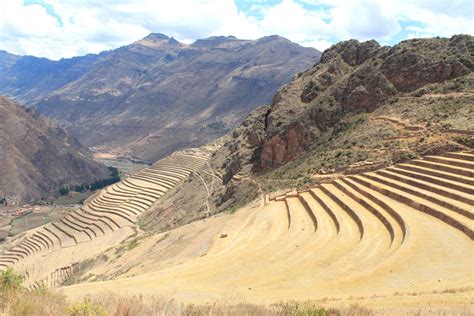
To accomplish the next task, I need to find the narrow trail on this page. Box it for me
[194,171,212,214]
[372,116,426,132]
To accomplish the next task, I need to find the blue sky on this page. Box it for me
[1,0,473,59]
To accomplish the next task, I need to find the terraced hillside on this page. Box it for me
[0,149,210,288]
[61,151,473,308]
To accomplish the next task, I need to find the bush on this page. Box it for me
[74,184,87,193]
[59,187,70,196]
[107,166,120,178]
[8,290,68,316]
[0,268,23,293]
[275,301,341,315]
[89,176,120,191]
[69,299,107,316]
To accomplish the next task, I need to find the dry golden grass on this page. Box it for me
[1,288,370,316]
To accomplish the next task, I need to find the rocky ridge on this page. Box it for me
[216,35,473,180]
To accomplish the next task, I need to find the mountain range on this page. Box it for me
[0,34,320,161]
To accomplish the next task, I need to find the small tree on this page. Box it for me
[59,187,69,196]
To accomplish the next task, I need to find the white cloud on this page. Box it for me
[0,0,472,60]
[0,1,58,38]
[330,0,401,40]
[300,39,333,51]
[255,0,334,40]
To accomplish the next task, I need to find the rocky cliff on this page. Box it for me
[0,96,110,205]
[215,35,473,182]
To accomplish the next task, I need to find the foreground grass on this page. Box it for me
[0,268,374,316]
[2,292,370,316]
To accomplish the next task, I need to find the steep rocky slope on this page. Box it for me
[215,35,473,179]
[140,35,473,233]
[0,96,110,205]
[0,34,320,161]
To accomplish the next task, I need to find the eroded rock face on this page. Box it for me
[259,123,311,170]
[215,35,474,177]
[383,58,470,92]
[343,64,396,112]
[300,80,320,103]
[382,35,473,92]
[320,39,381,66]
[222,152,242,184]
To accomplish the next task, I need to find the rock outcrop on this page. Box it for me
[214,35,473,178]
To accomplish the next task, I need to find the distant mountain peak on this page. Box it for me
[143,33,170,41]
[168,37,180,45]
[256,35,292,44]
[135,33,182,48]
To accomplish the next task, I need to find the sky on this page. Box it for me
[0,0,473,60]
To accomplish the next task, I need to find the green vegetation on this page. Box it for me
[206,120,228,132]
[0,268,23,292]
[114,233,143,258]
[68,299,107,316]
[58,166,121,196]
[62,255,110,286]
[54,191,95,206]
[107,166,119,178]
[88,176,120,191]
[0,268,68,315]
[59,187,70,196]
[10,209,52,235]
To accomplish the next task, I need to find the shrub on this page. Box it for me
[69,299,107,316]
[107,166,120,178]
[0,268,23,292]
[59,187,70,196]
[275,301,341,315]
[74,184,87,193]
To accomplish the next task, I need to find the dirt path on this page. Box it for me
[372,116,426,132]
